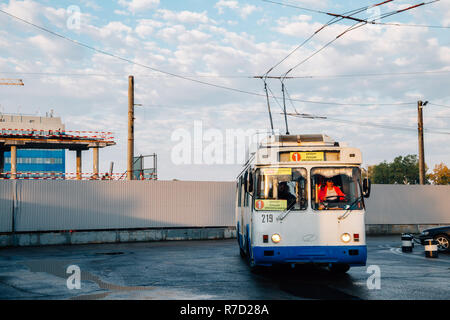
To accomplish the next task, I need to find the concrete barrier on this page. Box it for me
[0,227,237,247]
[365,224,448,235]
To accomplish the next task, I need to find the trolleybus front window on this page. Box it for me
[255,168,307,211]
[311,167,363,211]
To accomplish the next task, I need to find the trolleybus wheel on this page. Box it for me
[328,263,350,274]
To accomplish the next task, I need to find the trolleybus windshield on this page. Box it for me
[311,167,363,211]
[255,168,307,211]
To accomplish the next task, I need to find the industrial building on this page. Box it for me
[0,112,115,179]
[1,113,66,177]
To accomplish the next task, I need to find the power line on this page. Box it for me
[287,70,450,79]
[0,71,252,79]
[260,0,328,15]
[263,1,392,77]
[287,112,450,135]
[429,102,450,109]
[280,1,440,79]
[0,9,430,111]
[0,9,416,108]
[0,9,269,98]
[2,69,450,79]
[282,21,365,79]
[262,0,450,29]
[134,104,450,131]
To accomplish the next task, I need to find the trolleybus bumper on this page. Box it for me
[252,245,367,267]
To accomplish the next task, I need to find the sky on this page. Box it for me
[0,0,449,181]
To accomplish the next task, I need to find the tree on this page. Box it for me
[428,163,450,185]
[368,154,426,184]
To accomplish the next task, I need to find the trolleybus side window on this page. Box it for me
[254,168,307,211]
[311,167,363,211]
[237,177,242,208]
[245,175,251,208]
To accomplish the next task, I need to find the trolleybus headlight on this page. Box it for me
[341,233,351,243]
[271,234,281,243]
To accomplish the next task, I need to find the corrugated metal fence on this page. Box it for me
[364,185,450,225]
[0,181,449,233]
[0,181,235,233]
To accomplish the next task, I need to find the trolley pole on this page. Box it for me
[127,76,135,181]
[417,100,427,185]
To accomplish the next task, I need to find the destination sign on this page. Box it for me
[254,199,287,211]
[289,152,324,162]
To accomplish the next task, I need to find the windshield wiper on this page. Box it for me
[338,196,363,220]
[276,201,299,222]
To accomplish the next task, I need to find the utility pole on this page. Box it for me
[417,100,428,185]
[127,76,134,180]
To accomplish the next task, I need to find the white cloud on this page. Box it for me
[155,9,214,25]
[135,19,163,38]
[0,0,42,24]
[215,0,239,14]
[1,1,449,180]
[215,0,260,19]
[439,47,450,63]
[240,4,258,19]
[118,0,159,13]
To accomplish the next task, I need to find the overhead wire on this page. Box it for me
[272,0,441,130]
[132,104,450,133]
[1,70,449,79]
[262,1,413,129]
[0,9,272,99]
[0,9,417,108]
[428,102,450,109]
[280,0,441,79]
[287,112,450,135]
[262,0,394,78]
[262,0,449,29]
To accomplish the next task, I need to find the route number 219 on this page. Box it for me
[262,214,273,223]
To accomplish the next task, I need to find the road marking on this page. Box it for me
[389,247,450,264]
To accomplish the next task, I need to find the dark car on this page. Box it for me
[418,226,450,252]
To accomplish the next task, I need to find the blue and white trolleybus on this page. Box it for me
[236,134,371,273]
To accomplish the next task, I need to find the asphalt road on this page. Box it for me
[0,236,449,300]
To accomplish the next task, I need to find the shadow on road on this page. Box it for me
[250,264,362,300]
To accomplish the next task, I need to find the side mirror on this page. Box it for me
[247,171,254,193]
[363,178,371,198]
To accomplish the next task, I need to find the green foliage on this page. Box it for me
[368,155,424,184]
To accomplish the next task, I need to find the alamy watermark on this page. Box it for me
[366,265,381,290]
[66,5,81,30]
[66,265,81,290]
[170,121,277,165]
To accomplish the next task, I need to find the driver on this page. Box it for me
[318,179,346,202]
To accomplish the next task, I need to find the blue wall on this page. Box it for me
[4,149,65,173]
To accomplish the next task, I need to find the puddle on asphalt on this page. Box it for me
[22,259,156,300]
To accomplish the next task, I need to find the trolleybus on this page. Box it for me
[236,134,371,273]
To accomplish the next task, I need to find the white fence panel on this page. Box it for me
[0,181,13,233]
[13,181,235,232]
[365,185,450,224]
[1,181,449,233]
